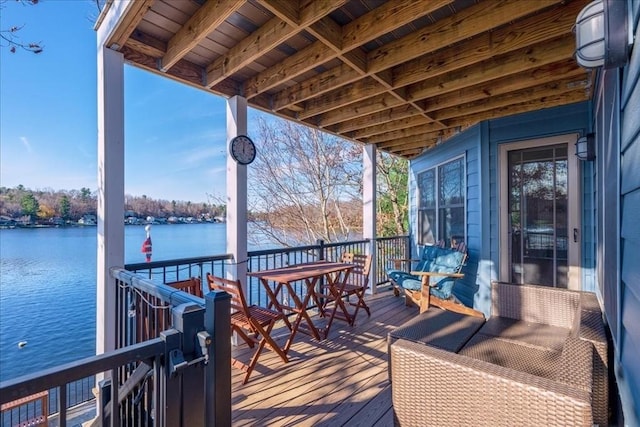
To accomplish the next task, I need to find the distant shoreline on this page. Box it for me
[0,222,225,230]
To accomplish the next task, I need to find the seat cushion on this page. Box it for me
[401,278,422,291]
[431,250,464,270]
[459,332,561,379]
[386,270,419,286]
[388,308,485,353]
[479,316,570,352]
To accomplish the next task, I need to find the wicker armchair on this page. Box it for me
[391,337,593,426]
[389,282,608,426]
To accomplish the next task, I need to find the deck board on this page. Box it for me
[231,288,416,426]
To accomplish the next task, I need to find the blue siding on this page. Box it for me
[409,103,589,316]
[487,103,590,287]
[582,161,597,293]
[616,4,640,424]
[409,126,481,309]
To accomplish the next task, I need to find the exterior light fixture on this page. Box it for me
[575,134,596,161]
[575,0,629,69]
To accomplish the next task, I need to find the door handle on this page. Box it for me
[573,228,579,243]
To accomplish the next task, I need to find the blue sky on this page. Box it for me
[0,0,260,203]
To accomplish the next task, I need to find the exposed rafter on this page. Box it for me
[108,0,591,159]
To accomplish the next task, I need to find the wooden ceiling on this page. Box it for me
[103,0,592,159]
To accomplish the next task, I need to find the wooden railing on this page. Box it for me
[0,270,232,427]
[124,235,411,307]
[1,376,95,427]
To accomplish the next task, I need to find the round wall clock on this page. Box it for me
[229,135,256,165]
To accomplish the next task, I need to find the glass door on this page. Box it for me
[508,145,568,287]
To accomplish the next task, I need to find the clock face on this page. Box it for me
[229,135,256,165]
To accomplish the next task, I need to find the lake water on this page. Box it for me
[0,223,234,382]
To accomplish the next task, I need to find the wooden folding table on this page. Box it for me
[247,261,354,352]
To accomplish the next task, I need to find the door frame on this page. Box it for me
[498,133,581,290]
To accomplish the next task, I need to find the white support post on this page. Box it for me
[96,46,125,355]
[363,144,377,294]
[226,96,248,288]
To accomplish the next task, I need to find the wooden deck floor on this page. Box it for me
[230,287,416,427]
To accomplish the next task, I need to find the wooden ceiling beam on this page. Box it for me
[430,77,589,121]
[242,1,348,98]
[376,134,438,151]
[367,0,561,74]
[365,123,447,144]
[401,149,431,159]
[312,0,455,78]
[267,0,454,109]
[106,0,153,50]
[121,45,239,98]
[256,0,299,25]
[443,90,590,129]
[342,0,454,52]
[244,41,336,98]
[393,0,585,89]
[206,17,291,87]
[408,34,577,101]
[422,60,586,112]
[352,116,434,139]
[298,78,388,119]
[377,129,458,151]
[294,0,580,124]
[331,105,423,134]
[318,93,405,128]
[308,16,343,51]
[162,0,243,72]
[125,31,166,58]
[272,64,361,111]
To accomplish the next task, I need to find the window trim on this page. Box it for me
[416,154,467,246]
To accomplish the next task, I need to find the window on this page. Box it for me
[417,156,465,246]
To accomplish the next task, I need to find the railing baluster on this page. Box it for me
[110,368,119,427]
[58,384,67,427]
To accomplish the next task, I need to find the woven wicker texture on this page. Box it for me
[387,307,484,352]
[478,316,570,352]
[554,337,594,392]
[579,296,609,427]
[459,333,561,379]
[491,281,580,329]
[391,339,593,426]
[580,292,602,312]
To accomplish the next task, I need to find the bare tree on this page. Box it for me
[0,0,42,54]
[248,118,362,246]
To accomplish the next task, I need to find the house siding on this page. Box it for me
[487,103,590,305]
[617,3,640,423]
[409,103,589,316]
[409,126,481,309]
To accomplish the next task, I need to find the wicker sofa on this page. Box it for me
[390,281,608,426]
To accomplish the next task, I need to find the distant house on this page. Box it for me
[49,217,65,226]
[0,215,16,228]
[78,214,97,226]
[15,215,32,227]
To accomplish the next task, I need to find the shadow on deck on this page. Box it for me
[230,287,415,427]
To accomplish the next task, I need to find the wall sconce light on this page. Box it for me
[576,134,596,161]
[575,0,629,69]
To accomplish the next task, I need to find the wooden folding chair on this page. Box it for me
[206,273,289,384]
[166,277,203,297]
[338,252,372,324]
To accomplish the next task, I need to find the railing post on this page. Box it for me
[160,329,182,427]
[317,239,325,261]
[172,303,207,426]
[205,290,231,427]
[98,379,111,426]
